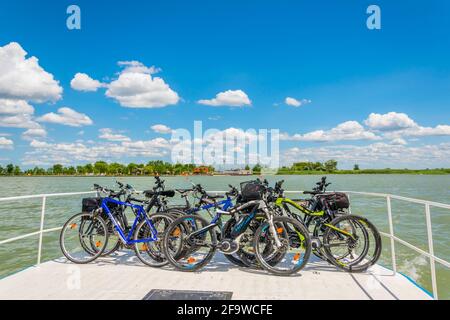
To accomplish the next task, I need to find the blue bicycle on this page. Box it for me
[59,184,174,266]
[162,184,268,271]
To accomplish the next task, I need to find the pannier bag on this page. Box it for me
[322,192,350,210]
[81,197,120,213]
[82,197,102,212]
[240,180,265,201]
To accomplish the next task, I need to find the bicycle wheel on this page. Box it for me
[83,211,124,257]
[101,219,122,256]
[221,217,250,268]
[60,212,108,264]
[134,213,174,267]
[226,215,274,269]
[254,216,311,276]
[162,215,217,272]
[322,214,382,272]
[164,208,186,219]
[306,215,332,262]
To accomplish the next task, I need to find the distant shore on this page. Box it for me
[276,169,450,175]
[1,169,449,177]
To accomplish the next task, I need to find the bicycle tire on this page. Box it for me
[322,214,382,272]
[60,212,108,264]
[254,216,311,276]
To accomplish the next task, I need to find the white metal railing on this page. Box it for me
[0,189,449,299]
[0,191,97,264]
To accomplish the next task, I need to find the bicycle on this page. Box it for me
[59,184,174,267]
[162,181,311,275]
[273,177,382,272]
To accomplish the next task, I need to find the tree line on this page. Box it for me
[1,160,448,176]
[0,161,215,176]
[278,160,339,173]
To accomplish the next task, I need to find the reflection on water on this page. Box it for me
[0,175,449,298]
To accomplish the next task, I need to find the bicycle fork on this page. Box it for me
[259,202,283,248]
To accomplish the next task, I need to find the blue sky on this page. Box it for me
[0,0,449,169]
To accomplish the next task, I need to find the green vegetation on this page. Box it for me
[277,160,450,175]
[252,164,262,174]
[0,161,215,176]
[0,159,449,176]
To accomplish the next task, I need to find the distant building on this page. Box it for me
[193,166,211,175]
[215,169,252,176]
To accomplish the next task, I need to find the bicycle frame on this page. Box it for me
[144,193,170,213]
[188,199,272,245]
[101,197,158,245]
[275,197,324,217]
[275,196,355,240]
[185,197,234,215]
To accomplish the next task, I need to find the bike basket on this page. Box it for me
[323,192,349,210]
[240,180,264,201]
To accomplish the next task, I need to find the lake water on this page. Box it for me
[0,175,449,299]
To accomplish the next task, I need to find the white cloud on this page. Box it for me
[398,125,450,138]
[198,90,251,107]
[151,124,173,134]
[117,61,161,75]
[203,127,260,144]
[391,138,407,145]
[99,128,130,142]
[0,99,47,137]
[122,137,171,151]
[105,61,179,108]
[282,142,450,169]
[0,98,43,132]
[285,97,311,107]
[24,137,172,165]
[364,112,417,131]
[0,42,62,103]
[22,128,47,141]
[0,113,41,129]
[70,73,103,92]
[280,111,450,143]
[0,136,13,149]
[366,112,450,139]
[281,121,380,142]
[37,107,93,127]
[171,127,266,165]
[0,99,34,115]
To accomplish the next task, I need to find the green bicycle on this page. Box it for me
[273,177,382,273]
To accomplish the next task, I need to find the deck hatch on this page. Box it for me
[142,289,233,300]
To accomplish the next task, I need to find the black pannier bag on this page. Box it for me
[82,197,120,213]
[240,180,265,201]
[82,197,102,212]
[322,192,350,211]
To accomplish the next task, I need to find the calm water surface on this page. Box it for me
[0,175,449,298]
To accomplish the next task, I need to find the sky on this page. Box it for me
[0,0,449,169]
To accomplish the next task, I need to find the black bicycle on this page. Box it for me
[274,177,382,272]
[162,181,311,275]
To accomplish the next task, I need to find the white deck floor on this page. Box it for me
[0,251,431,300]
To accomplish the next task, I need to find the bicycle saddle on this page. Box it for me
[160,190,175,197]
[143,190,175,197]
[205,194,224,200]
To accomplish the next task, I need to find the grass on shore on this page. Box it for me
[1,169,449,177]
[275,168,450,175]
